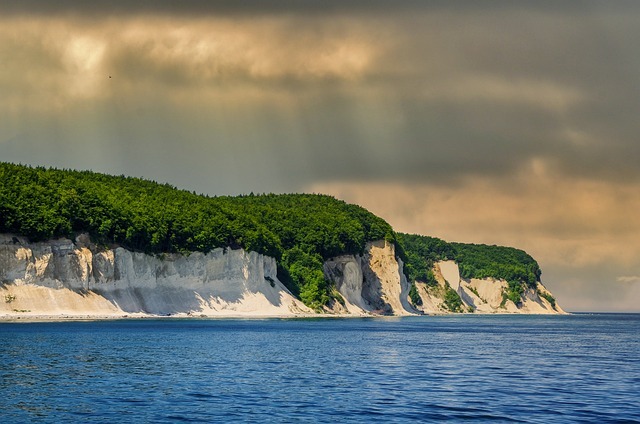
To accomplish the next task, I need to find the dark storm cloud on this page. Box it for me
[3,3,640,189]
[1,0,429,16]
[2,0,640,17]
[272,5,640,187]
[3,2,640,190]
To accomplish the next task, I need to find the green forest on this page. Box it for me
[0,162,394,309]
[1,162,543,309]
[396,233,542,305]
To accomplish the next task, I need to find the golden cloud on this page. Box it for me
[0,16,378,106]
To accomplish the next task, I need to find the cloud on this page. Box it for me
[3,7,640,189]
[2,1,640,17]
[420,75,586,113]
[0,16,378,104]
[0,0,425,16]
[111,18,376,84]
[617,276,640,285]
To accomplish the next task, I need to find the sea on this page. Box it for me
[1,314,638,423]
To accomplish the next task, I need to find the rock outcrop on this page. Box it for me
[324,240,416,315]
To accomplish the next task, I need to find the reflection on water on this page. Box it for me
[1,315,639,423]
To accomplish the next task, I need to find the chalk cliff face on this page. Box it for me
[0,235,419,317]
[0,234,563,317]
[323,240,416,315]
[0,234,310,317]
[412,260,565,314]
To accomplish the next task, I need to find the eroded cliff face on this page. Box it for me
[0,234,309,317]
[1,234,416,317]
[324,240,416,316]
[413,260,565,314]
[0,234,563,317]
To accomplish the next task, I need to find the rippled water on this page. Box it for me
[1,314,639,423]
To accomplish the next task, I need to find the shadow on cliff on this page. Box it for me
[90,287,207,315]
[91,282,285,315]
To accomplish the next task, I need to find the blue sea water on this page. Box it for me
[1,314,639,423]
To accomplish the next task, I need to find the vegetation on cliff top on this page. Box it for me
[0,162,394,309]
[397,233,542,303]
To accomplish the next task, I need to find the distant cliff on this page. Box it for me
[411,260,563,314]
[396,233,563,314]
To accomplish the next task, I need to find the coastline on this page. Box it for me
[0,312,366,322]
[1,235,563,319]
[0,310,569,322]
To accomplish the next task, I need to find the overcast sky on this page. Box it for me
[1,1,639,311]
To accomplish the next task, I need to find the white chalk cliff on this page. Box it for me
[0,234,309,317]
[323,240,416,315]
[412,260,565,314]
[0,235,563,318]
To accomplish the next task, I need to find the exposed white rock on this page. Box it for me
[324,240,416,316]
[323,254,369,314]
[438,260,461,291]
[0,234,563,318]
[0,234,310,317]
[462,278,509,312]
[413,281,447,314]
[413,260,564,314]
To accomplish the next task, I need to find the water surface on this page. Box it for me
[1,314,639,423]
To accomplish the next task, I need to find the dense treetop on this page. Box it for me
[397,233,542,302]
[0,162,394,308]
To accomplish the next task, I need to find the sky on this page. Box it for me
[1,1,639,311]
